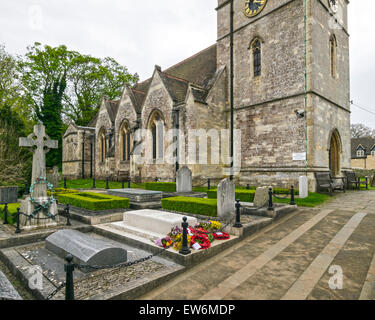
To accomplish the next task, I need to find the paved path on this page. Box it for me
[139,190,375,300]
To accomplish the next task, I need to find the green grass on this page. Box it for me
[58,179,145,190]
[145,182,176,192]
[207,189,256,202]
[162,196,217,217]
[274,192,331,207]
[0,203,20,224]
[58,192,130,211]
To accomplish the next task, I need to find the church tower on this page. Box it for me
[216,0,350,190]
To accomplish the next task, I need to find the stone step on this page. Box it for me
[109,222,165,242]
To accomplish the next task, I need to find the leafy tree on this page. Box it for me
[66,55,138,126]
[351,123,375,139]
[0,105,32,186]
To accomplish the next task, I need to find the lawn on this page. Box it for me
[273,192,331,207]
[0,203,20,224]
[58,179,145,190]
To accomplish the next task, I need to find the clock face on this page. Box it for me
[244,0,268,18]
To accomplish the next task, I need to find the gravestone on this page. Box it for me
[0,186,18,204]
[371,175,375,188]
[176,166,192,193]
[46,229,127,268]
[253,187,269,207]
[0,271,22,300]
[217,178,235,220]
[299,176,308,199]
[19,125,59,228]
[46,166,60,188]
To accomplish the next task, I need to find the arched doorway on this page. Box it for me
[329,129,342,176]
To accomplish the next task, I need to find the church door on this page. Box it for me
[329,130,341,177]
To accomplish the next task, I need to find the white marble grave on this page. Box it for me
[299,176,308,199]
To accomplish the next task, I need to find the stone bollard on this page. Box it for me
[234,199,242,228]
[66,204,71,226]
[290,186,296,206]
[15,208,21,234]
[64,254,75,300]
[3,203,8,225]
[268,188,274,211]
[179,217,191,255]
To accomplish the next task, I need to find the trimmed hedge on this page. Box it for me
[145,182,176,192]
[207,189,256,202]
[162,196,217,217]
[0,203,20,225]
[58,192,130,211]
[48,188,79,197]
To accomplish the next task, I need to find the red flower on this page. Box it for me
[212,232,230,240]
[191,234,211,250]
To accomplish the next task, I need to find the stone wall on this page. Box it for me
[352,156,375,170]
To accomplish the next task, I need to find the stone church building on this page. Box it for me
[63,0,351,191]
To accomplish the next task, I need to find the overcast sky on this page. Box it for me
[0,0,374,129]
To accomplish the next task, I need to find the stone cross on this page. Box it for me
[19,125,58,198]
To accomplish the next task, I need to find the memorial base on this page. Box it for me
[19,198,59,230]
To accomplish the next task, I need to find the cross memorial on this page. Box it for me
[19,125,58,198]
[18,125,59,228]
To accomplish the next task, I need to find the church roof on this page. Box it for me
[130,88,146,114]
[351,137,375,158]
[106,99,120,123]
[133,44,217,94]
[158,72,189,104]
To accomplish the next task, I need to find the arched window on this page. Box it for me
[252,39,262,77]
[120,121,132,161]
[148,111,164,160]
[98,129,106,163]
[330,35,337,79]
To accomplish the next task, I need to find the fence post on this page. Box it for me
[207,178,211,190]
[122,180,125,189]
[234,199,242,228]
[268,187,274,211]
[24,184,29,195]
[64,254,75,300]
[3,203,8,225]
[290,186,296,206]
[128,179,131,189]
[63,178,67,189]
[179,217,191,255]
[246,184,250,190]
[15,208,21,234]
[92,178,96,189]
[66,204,71,226]
[106,178,109,190]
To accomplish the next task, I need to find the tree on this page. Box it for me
[0,105,32,186]
[351,123,375,139]
[66,55,139,126]
[19,43,139,167]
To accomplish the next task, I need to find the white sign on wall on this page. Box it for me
[293,153,307,161]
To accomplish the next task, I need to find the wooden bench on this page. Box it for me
[358,176,369,190]
[344,171,359,190]
[315,172,346,196]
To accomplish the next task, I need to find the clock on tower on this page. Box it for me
[244,0,268,18]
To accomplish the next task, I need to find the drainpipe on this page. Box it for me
[82,131,85,179]
[230,0,234,180]
[304,0,308,175]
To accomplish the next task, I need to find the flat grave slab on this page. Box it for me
[122,209,197,236]
[1,233,182,300]
[0,270,22,300]
[46,229,127,268]
[107,189,162,202]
